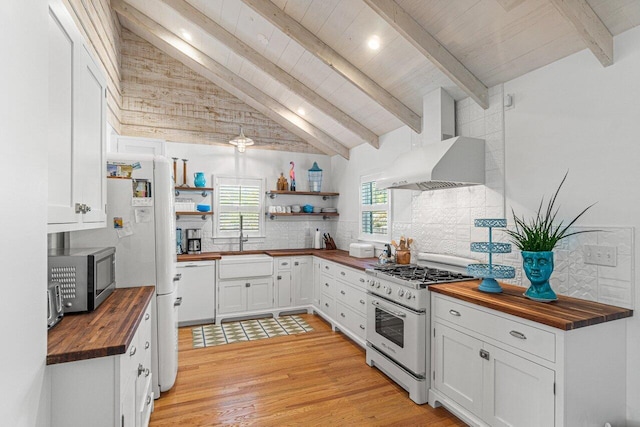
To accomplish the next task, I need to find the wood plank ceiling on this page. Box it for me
[113,0,640,157]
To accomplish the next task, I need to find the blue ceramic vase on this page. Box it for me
[194,172,206,188]
[521,251,557,302]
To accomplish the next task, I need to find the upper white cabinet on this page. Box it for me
[47,0,106,232]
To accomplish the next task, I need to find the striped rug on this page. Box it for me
[192,315,314,348]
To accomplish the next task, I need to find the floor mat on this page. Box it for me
[192,315,314,348]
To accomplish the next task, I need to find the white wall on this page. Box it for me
[165,142,337,251]
[504,25,640,424]
[0,1,50,426]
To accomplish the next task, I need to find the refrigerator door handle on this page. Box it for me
[174,297,183,307]
[173,273,182,282]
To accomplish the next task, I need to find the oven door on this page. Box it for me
[366,293,426,377]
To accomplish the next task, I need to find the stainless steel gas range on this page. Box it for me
[365,253,477,404]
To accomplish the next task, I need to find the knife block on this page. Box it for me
[396,250,410,264]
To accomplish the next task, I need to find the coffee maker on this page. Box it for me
[186,229,202,254]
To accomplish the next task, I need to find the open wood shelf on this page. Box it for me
[266,190,339,200]
[176,211,213,220]
[266,212,338,220]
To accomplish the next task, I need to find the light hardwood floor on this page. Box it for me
[150,314,465,426]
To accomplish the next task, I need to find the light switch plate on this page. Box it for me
[583,244,617,267]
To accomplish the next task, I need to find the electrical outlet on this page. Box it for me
[583,244,617,267]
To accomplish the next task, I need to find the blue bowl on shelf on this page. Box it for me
[196,204,211,212]
[302,204,313,213]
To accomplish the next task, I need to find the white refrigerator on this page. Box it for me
[71,153,180,397]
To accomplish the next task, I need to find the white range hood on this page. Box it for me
[376,136,485,191]
[376,88,485,191]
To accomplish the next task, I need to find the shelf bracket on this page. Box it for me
[268,193,277,199]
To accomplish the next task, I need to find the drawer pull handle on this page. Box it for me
[282,262,288,266]
[325,266,329,270]
[145,368,150,377]
[246,283,251,287]
[510,330,527,340]
[359,299,365,305]
[340,312,346,318]
[277,275,282,280]
[359,325,365,330]
[340,272,346,276]
[325,303,329,307]
[359,278,365,282]
[129,346,137,357]
[449,309,461,317]
[294,262,299,266]
[145,341,150,349]
[340,290,346,295]
[325,283,329,287]
[138,364,149,377]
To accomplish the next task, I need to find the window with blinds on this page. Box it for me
[360,175,390,240]
[215,177,264,238]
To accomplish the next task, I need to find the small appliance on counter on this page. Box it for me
[47,247,116,313]
[47,281,64,329]
[349,243,374,258]
[186,229,202,254]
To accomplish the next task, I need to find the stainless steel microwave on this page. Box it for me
[47,247,116,313]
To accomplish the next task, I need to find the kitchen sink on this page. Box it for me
[218,254,273,279]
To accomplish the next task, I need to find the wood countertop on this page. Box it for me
[429,281,633,331]
[47,286,155,365]
[178,249,378,271]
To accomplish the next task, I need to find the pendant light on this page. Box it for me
[229,126,254,153]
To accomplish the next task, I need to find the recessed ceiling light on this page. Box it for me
[182,30,192,41]
[367,35,381,50]
[297,107,306,116]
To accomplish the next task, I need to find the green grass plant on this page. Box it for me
[504,172,596,251]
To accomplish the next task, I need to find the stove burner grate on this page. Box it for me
[373,264,473,285]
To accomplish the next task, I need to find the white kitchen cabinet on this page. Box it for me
[429,293,627,427]
[275,257,293,308]
[47,0,107,232]
[311,258,367,347]
[50,303,153,427]
[177,261,215,326]
[292,256,313,305]
[312,257,321,306]
[218,278,274,317]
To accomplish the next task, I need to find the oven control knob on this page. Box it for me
[405,291,412,299]
[397,289,405,297]
[385,287,392,295]
[376,281,381,288]
[368,279,374,287]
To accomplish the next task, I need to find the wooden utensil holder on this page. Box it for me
[396,250,411,264]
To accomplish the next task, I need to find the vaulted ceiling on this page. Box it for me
[111,0,640,158]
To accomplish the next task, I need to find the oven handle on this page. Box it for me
[371,300,407,318]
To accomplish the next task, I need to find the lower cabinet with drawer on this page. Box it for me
[429,293,627,427]
[50,302,153,427]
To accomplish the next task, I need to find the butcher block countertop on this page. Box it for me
[178,249,378,271]
[47,286,155,365]
[430,281,633,331]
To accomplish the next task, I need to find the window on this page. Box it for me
[214,176,264,238]
[360,173,391,241]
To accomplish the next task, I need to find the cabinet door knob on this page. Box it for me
[359,278,365,283]
[340,271,346,276]
[359,325,365,330]
[325,283,329,287]
[294,262,299,266]
[145,313,150,320]
[359,299,365,305]
[129,346,136,357]
[146,395,152,405]
[145,341,150,349]
[246,282,251,287]
[479,349,490,360]
[340,290,346,295]
[340,312,345,318]
[277,275,282,280]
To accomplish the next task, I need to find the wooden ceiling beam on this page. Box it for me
[241,0,422,133]
[159,0,378,148]
[549,0,613,67]
[363,0,489,109]
[112,0,350,159]
[494,0,526,12]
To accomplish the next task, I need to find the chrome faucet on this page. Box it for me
[239,215,249,251]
